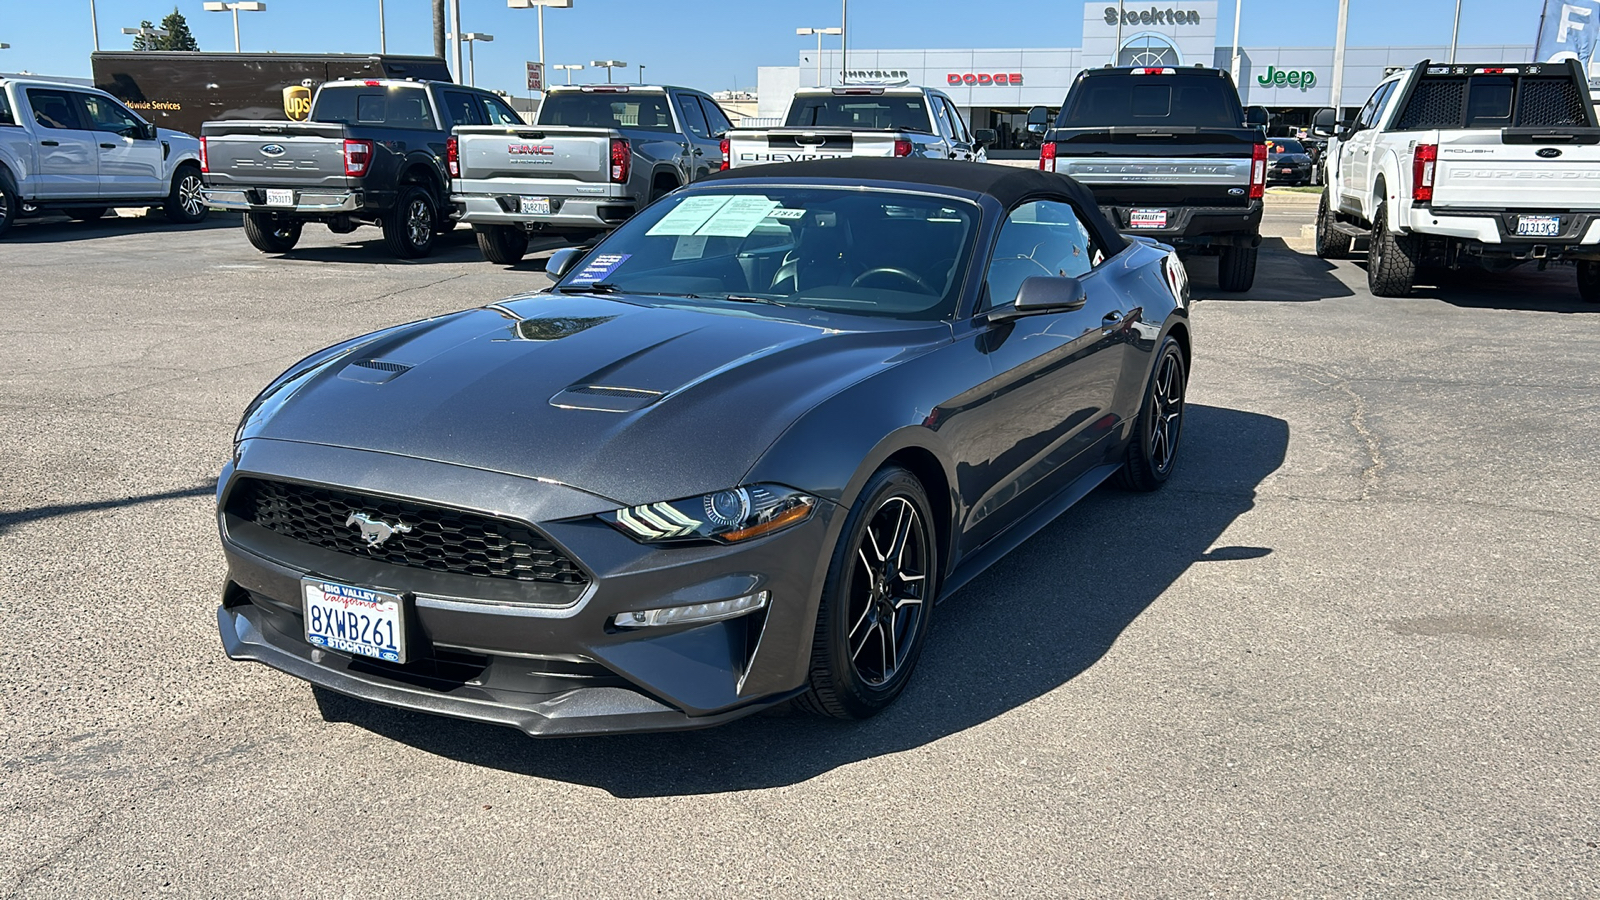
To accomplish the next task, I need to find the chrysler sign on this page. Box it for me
[948,73,1025,86]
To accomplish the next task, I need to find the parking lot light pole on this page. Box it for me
[591,60,626,84]
[462,33,493,87]
[1229,0,1242,85]
[507,0,573,70]
[89,0,100,51]
[638,64,645,85]
[797,27,843,87]
[202,1,267,53]
[553,63,582,84]
[379,0,386,53]
[122,25,170,45]
[1448,0,1462,64]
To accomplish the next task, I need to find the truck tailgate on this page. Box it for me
[200,120,350,190]
[1433,130,1600,210]
[1050,129,1257,208]
[453,125,615,189]
[727,128,904,167]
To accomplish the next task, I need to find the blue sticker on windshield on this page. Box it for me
[569,253,632,284]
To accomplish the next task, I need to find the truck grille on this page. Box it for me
[227,478,588,585]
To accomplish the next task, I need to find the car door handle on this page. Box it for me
[1102,310,1125,332]
[693,148,704,156]
[100,143,117,149]
[40,140,59,147]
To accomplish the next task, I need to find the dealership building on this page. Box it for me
[756,1,1533,147]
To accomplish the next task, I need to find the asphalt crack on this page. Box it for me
[3,807,110,899]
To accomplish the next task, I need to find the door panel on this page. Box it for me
[79,93,163,198]
[23,88,98,198]
[672,93,719,181]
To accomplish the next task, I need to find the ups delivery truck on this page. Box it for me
[90,51,453,138]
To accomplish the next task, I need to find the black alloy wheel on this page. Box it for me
[798,466,937,720]
[0,175,19,238]
[243,212,302,253]
[381,185,438,259]
[474,224,528,265]
[1367,202,1417,297]
[164,166,209,224]
[1118,337,1187,492]
[1579,260,1600,303]
[1315,189,1352,259]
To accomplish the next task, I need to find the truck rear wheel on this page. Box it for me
[1578,261,1600,304]
[1315,190,1351,259]
[1367,204,1416,298]
[1216,244,1258,292]
[244,212,302,253]
[474,225,528,265]
[0,172,19,238]
[381,185,438,259]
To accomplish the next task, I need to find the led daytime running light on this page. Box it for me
[613,591,769,628]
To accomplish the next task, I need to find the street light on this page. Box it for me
[378,0,386,53]
[591,60,626,84]
[90,0,100,51]
[796,26,843,87]
[508,0,572,74]
[461,32,493,87]
[637,64,645,85]
[553,63,583,84]
[1229,0,1242,85]
[123,24,170,48]
[202,1,266,53]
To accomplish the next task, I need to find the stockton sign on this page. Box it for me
[1105,6,1203,25]
[1256,66,1317,89]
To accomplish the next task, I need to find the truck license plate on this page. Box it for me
[303,579,406,664]
[265,189,294,207]
[1129,209,1168,229]
[519,196,552,215]
[1515,215,1560,237]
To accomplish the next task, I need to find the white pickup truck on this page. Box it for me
[0,76,206,237]
[1315,59,1600,300]
[723,86,991,169]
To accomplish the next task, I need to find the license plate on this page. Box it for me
[265,189,294,207]
[1515,215,1560,237]
[1129,209,1168,229]
[1280,167,1295,174]
[303,579,406,663]
[519,196,552,215]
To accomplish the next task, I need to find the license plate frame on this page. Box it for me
[1129,208,1168,229]
[302,579,407,664]
[1515,215,1560,237]
[1280,167,1295,175]
[519,196,552,216]
[265,189,294,207]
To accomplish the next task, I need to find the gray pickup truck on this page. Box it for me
[451,84,732,263]
[202,78,522,258]
[723,86,992,169]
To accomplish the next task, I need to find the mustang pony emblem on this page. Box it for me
[345,511,412,548]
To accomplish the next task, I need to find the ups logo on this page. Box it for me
[282,84,312,121]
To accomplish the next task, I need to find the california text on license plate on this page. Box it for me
[265,189,294,207]
[1516,215,1560,237]
[1129,209,1168,228]
[303,579,406,663]
[519,196,552,215]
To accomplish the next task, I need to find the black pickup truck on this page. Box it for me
[1036,66,1266,291]
[201,78,521,258]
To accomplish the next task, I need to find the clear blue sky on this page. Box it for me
[0,0,1546,96]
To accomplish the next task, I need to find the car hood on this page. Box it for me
[240,293,948,506]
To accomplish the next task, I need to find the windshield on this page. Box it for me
[554,187,978,321]
[312,84,434,130]
[1268,139,1305,154]
[785,96,931,132]
[537,91,677,132]
[1058,76,1243,128]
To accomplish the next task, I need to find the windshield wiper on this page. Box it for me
[556,282,622,294]
[720,295,789,307]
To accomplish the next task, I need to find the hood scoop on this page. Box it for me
[549,384,665,413]
[339,358,414,384]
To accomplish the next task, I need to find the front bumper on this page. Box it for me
[454,192,637,232]
[215,439,837,737]
[1102,200,1263,247]
[204,187,364,214]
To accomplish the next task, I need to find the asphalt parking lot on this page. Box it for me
[2,195,1597,897]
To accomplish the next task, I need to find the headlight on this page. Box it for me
[601,484,817,544]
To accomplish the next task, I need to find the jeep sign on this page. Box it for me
[1257,65,1317,89]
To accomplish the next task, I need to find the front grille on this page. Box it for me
[228,477,588,585]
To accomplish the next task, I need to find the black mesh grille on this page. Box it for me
[1516,78,1588,127]
[1396,78,1466,130]
[351,359,411,372]
[228,478,588,585]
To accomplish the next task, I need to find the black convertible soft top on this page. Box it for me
[702,157,1127,255]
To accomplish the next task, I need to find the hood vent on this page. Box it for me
[339,358,413,384]
[549,384,664,413]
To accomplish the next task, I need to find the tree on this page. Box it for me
[132,8,200,51]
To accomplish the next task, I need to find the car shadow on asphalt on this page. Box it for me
[313,403,1290,796]
[1186,237,1356,303]
[5,213,242,243]
[0,485,214,538]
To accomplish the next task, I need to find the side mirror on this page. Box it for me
[1026,122,1047,135]
[1311,107,1338,136]
[1244,106,1270,128]
[972,128,996,146]
[989,276,1088,321]
[546,246,586,279]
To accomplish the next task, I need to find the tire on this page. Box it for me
[1367,202,1416,297]
[1117,337,1188,492]
[474,225,528,265]
[0,172,18,238]
[163,165,208,224]
[68,207,109,221]
[381,185,438,259]
[1578,260,1600,304]
[1216,243,1258,292]
[434,217,458,235]
[243,212,302,253]
[796,466,937,720]
[1315,190,1352,259]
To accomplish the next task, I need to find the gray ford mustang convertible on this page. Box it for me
[216,158,1193,737]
